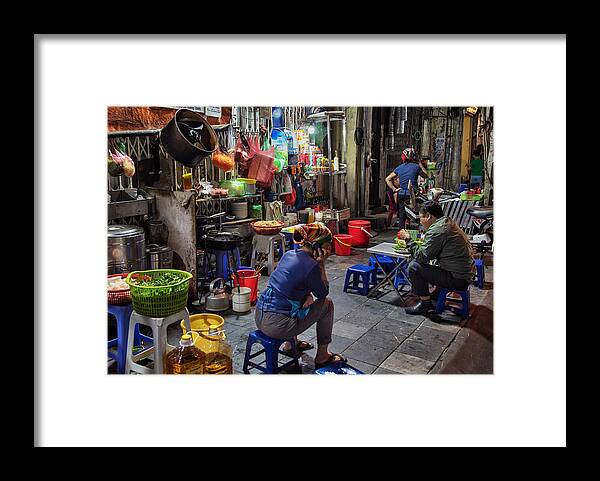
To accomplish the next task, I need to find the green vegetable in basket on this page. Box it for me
[126,269,192,317]
[132,272,185,287]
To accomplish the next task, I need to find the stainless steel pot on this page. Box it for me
[146,244,173,269]
[108,225,146,274]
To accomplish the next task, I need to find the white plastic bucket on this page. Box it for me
[232,286,252,312]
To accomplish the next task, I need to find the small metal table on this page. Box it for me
[366,242,412,305]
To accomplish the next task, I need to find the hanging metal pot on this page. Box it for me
[159,109,218,168]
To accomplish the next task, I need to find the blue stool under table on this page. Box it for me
[435,288,470,319]
[107,303,152,374]
[394,257,410,288]
[343,264,376,296]
[243,330,301,374]
[369,255,396,279]
[474,258,485,289]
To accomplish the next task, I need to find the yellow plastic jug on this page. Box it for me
[196,325,233,374]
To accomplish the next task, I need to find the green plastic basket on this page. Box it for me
[125,269,193,318]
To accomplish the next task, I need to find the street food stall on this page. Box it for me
[107,105,493,376]
[107,106,355,374]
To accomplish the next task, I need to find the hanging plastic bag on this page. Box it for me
[247,135,276,189]
[212,145,235,172]
[287,129,298,155]
[273,139,288,173]
[282,171,293,193]
[235,133,255,177]
[261,134,271,152]
[109,149,135,177]
[293,179,305,210]
[282,175,296,206]
[265,200,284,221]
[282,189,296,206]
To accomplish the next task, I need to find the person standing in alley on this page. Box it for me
[385,147,427,228]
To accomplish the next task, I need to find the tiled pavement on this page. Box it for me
[157,227,494,375]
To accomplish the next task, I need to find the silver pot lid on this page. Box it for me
[107,225,145,238]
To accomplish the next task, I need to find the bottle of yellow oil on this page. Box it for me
[165,334,206,374]
[197,325,233,374]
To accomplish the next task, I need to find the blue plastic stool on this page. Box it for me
[474,258,485,289]
[203,247,241,284]
[394,258,410,288]
[242,330,301,374]
[369,255,395,277]
[435,288,470,319]
[343,264,376,296]
[107,303,152,374]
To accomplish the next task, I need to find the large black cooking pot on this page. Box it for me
[159,109,218,168]
[204,231,242,251]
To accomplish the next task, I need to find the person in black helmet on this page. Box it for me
[385,148,427,228]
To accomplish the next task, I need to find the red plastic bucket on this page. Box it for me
[333,234,353,256]
[348,220,372,247]
[232,269,261,305]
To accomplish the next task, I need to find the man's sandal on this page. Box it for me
[283,340,314,354]
[314,353,347,369]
